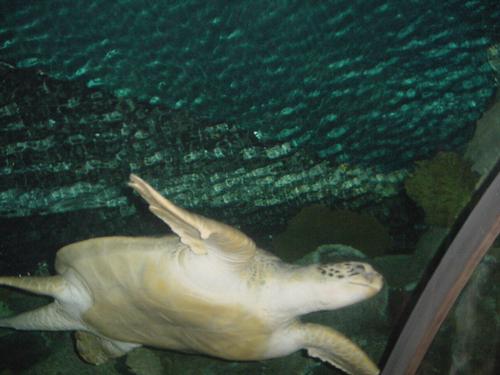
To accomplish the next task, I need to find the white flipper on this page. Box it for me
[296,323,380,375]
[128,174,256,265]
[0,275,65,297]
[0,302,80,331]
[0,275,83,331]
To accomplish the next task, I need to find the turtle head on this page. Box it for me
[311,261,383,310]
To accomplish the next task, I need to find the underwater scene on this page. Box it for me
[0,1,499,374]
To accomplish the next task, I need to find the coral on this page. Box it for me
[272,205,392,260]
[404,152,479,227]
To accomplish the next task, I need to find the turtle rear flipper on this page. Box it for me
[0,275,65,297]
[0,303,79,331]
[0,275,80,331]
[75,331,140,365]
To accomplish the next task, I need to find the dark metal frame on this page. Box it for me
[381,169,500,375]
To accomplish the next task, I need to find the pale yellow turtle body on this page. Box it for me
[0,175,383,375]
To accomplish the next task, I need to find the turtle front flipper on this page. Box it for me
[128,174,256,265]
[296,323,380,375]
[75,331,140,365]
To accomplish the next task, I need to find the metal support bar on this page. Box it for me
[381,170,500,375]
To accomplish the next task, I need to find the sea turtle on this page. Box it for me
[0,174,383,375]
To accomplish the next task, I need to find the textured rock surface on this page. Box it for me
[1,1,497,165]
[374,227,450,291]
[272,205,392,260]
[126,348,164,375]
[465,100,500,180]
[0,64,406,226]
[1,1,497,161]
[0,0,497,230]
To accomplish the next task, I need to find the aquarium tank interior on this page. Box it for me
[0,1,499,374]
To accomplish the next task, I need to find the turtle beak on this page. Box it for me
[348,264,384,293]
[364,271,378,283]
[364,270,383,292]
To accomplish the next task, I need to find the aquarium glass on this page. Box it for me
[417,239,500,375]
[0,0,499,374]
